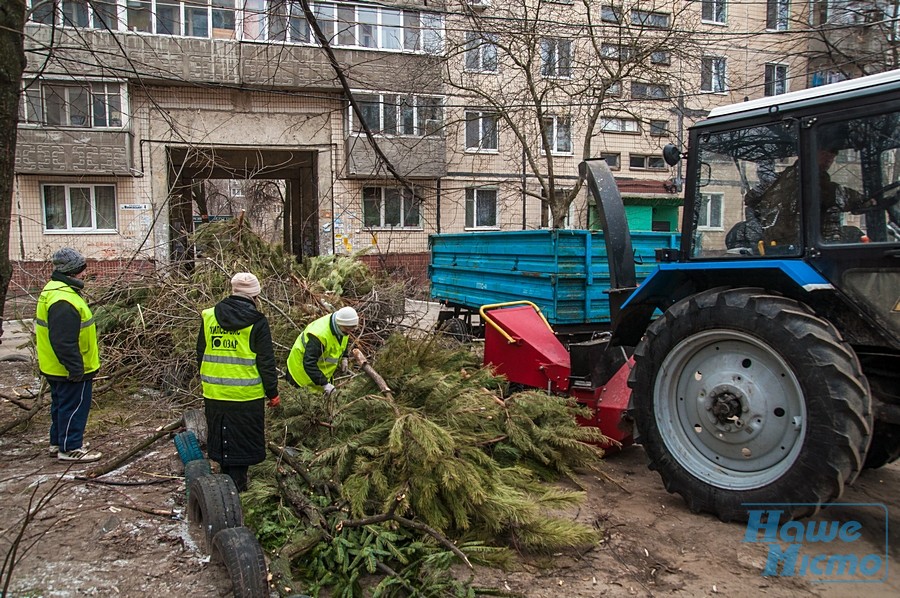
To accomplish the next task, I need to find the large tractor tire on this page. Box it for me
[630,287,872,522]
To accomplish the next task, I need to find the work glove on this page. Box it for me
[323,383,336,396]
[267,395,280,409]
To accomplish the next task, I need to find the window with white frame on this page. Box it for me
[600,43,633,60]
[600,152,620,169]
[649,119,669,136]
[631,9,669,28]
[702,0,726,23]
[766,0,789,30]
[601,117,639,133]
[464,32,498,73]
[362,186,420,228]
[21,81,124,128]
[541,115,572,154]
[765,63,788,96]
[465,188,498,228]
[42,184,118,231]
[632,82,668,100]
[465,110,498,151]
[28,1,444,52]
[600,5,622,23]
[599,79,623,96]
[540,38,572,78]
[698,193,724,229]
[629,154,666,170]
[650,50,670,65]
[701,56,727,92]
[352,93,442,136]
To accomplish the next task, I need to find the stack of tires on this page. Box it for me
[175,417,269,598]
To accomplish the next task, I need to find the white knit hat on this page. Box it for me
[333,306,359,327]
[231,272,261,299]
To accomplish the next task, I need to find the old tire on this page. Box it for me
[630,287,871,522]
[174,430,204,464]
[188,474,243,547]
[184,458,212,502]
[211,527,269,598]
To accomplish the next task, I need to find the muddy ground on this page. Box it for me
[1,355,898,597]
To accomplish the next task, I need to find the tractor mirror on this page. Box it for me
[662,143,682,166]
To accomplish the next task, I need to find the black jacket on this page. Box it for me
[196,295,279,400]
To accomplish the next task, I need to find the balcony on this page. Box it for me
[15,128,134,176]
[346,134,446,179]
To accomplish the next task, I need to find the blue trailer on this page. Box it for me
[429,229,680,337]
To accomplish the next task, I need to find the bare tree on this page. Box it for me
[440,0,702,228]
[0,1,26,334]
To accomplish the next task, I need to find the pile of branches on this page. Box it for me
[88,218,408,399]
[246,334,609,596]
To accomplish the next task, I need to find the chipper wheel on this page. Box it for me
[630,287,872,522]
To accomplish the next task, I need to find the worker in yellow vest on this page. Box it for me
[197,272,279,491]
[285,307,359,395]
[35,247,103,463]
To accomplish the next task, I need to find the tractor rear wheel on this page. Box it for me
[630,287,872,522]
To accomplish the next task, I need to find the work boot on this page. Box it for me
[58,447,102,462]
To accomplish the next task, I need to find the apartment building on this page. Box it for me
[11,0,882,285]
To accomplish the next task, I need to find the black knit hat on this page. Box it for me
[51,247,87,275]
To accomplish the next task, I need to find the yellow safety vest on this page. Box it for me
[35,280,100,377]
[200,308,264,401]
[286,314,347,390]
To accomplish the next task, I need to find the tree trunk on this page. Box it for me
[0,1,26,337]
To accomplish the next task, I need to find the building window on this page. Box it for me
[701,56,727,92]
[702,0,726,23]
[600,5,622,23]
[601,43,633,60]
[765,63,788,96]
[650,51,671,65]
[541,115,572,154]
[29,1,443,52]
[632,82,669,100]
[649,119,669,137]
[465,188,498,228]
[600,117,639,133]
[540,38,572,78]
[629,154,666,170]
[631,10,669,28]
[766,0,789,31]
[600,152,620,169]
[601,80,623,96]
[352,93,442,136]
[362,187,420,229]
[464,32,498,73]
[698,192,724,229]
[43,184,118,231]
[465,110,498,151]
[22,81,124,128]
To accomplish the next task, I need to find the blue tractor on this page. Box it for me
[583,70,900,521]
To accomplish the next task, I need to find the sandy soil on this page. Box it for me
[1,356,897,598]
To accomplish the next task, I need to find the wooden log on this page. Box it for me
[352,348,391,395]
[83,416,184,479]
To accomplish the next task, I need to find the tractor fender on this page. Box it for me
[612,260,832,347]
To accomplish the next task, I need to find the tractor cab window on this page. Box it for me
[690,122,801,258]
[814,111,900,245]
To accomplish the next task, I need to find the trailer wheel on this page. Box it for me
[211,527,269,598]
[437,317,472,342]
[174,430,204,464]
[188,474,244,547]
[630,287,871,522]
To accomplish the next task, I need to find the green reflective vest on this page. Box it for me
[35,280,100,378]
[286,314,347,391]
[200,308,264,401]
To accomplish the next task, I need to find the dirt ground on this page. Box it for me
[1,356,898,598]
